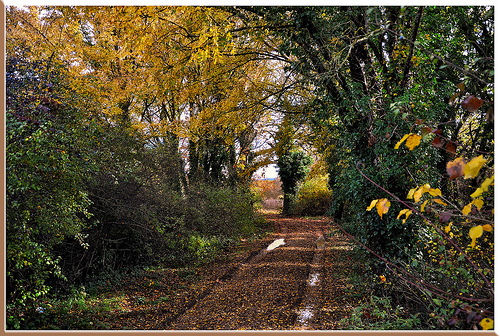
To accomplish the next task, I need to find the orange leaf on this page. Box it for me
[431,135,446,148]
[445,142,456,155]
[446,157,466,179]
[376,198,391,219]
[405,134,422,150]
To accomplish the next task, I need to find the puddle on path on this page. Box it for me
[308,272,320,286]
[266,238,286,251]
[296,305,315,325]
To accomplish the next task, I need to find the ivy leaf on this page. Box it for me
[464,155,487,179]
[461,95,484,112]
[446,157,466,179]
[376,198,391,219]
[405,134,422,150]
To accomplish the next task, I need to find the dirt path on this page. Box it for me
[102,213,357,330]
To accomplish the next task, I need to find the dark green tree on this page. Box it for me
[277,150,313,214]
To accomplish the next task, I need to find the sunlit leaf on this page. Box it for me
[413,186,424,202]
[482,224,493,232]
[433,198,447,206]
[464,155,487,179]
[397,209,412,224]
[407,188,416,199]
[444,222,452,233]
[469,225,483,239]
[446,157,465,179]
[366,199,378,211]
[394,134,410,149]
[462,203,472,216]
[470,188,484,199]
[471,198,484,210]
[480,318,493,330]
[469,225,483,248]
[420,200,429,212]
[405,134,422,150]
[461,95,484,112]
[428,188,441,196]
[376,198,391,219]
[480,175,494,190]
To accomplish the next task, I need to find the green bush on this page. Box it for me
[292,175,332,216]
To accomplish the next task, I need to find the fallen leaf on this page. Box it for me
[445,142,456,155]
[482,224,493,232]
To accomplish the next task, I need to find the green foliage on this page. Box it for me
[277,150,313,214]
[339,296,421,330]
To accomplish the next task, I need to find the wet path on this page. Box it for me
[162,215,354,330]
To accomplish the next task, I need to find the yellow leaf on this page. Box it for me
[464,155,487,179]
[405,134,422,150]
[428,188,442,196]
[395,133,410,149]
[367,199,378,211]
[414,186,424,202]
[444,222,452,233]
[407,188,416,200]
[397,209,412,224]
[480,318,493,330]
[469,225,484,242]
[433,198,447,206]
[421,200,429,212]
[376,198,391,219]
[470,187,483,199]
[462,203,472,215]
[471,198,484,210]
[469,225,484,248]
[482,224,493,232]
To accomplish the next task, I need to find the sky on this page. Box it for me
[256,164,278,180]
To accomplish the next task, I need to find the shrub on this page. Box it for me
[292,175,333,216]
